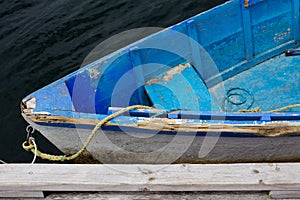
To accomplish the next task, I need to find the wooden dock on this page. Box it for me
[1,163,300,199]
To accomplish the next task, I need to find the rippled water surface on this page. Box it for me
[0,0,226,162]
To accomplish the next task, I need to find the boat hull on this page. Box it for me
[24,116,300,164]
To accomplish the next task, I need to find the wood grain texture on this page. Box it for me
[1,163,300,193]
[0,190,44,198]
[269,190,300,199]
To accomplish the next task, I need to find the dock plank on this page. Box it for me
[0,163,300,193]
[269,190,300,199]
[0,190,44,198]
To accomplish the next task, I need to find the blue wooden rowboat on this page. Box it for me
[21,0,300,163]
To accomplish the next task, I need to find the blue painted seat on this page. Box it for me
[144,63,220,112]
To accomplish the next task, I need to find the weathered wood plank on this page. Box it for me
[269,190,300,199]
[45,191,270,200]
[1,163,300,193]
[0,190,44,198]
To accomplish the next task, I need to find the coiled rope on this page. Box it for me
[22,105,151,162]
[223,88,300,113]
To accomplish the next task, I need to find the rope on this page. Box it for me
[150,108,180,118]
[30,138,37,164]
[22,105,151,162]
[238,107,262,113]
[0,160,7,164]
[238,104,300,113]
[222,87,254,112]
[223,87,300,113]
[269,104,300,113]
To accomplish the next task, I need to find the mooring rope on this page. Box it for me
[22,105,152,162]
[0,160,7,164]
[30,138,37,164]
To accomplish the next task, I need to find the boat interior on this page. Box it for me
[22,0,300,122]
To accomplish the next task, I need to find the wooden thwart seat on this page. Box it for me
[144,63,219,112]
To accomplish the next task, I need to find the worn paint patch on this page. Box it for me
[274,28,291,43]
[162,63,191,81]
[145,78,163,86]
[87,67,101,80]
[145,63,191,86]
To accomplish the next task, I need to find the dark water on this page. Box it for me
[0,0,226,163]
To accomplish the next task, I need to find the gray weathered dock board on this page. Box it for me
[1,163,300,198]
[45,191,271,200]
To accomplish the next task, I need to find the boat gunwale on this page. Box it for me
[22,109,300,137]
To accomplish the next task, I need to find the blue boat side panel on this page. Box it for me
[241,2,254,60]
[129,47,146,105]
[186,20,204,79]
[65,51,147,114]
[192,2,243,45]
[138,49,188,78]
[137,26,191,70]
[250,0,294,55]
[96,53,145,113]
[292,0,300,41]
[65,71,98,113]
[204,32,245,73]
[144,63,219,111]
[190,1,246,75]
[28,81,75,112]
[206,0,299,86]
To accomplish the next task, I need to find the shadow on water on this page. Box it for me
[0,0,226,163]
